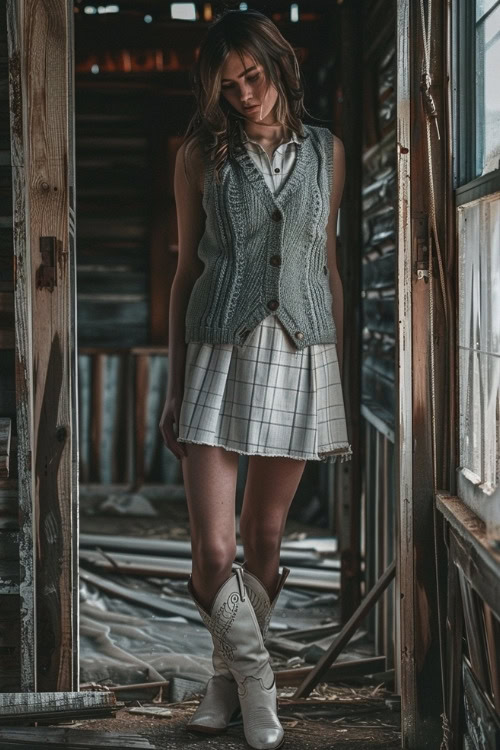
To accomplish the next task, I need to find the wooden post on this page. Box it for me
[7,0,78,691]
[336,0,363,623]
[396,0,452,744]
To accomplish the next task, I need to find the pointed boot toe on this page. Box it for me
[238,675,284,750]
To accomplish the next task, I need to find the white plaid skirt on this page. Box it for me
[177,314,353,464]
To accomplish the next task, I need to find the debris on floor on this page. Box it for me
[60,486,400,748]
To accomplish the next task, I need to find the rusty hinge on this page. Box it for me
[36,236,58,290]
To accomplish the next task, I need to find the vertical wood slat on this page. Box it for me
[134,354,149,489]
[395,0,411,706]
[67,0,79,686]
[337,0,364,625]
[396,0,451,743]
[385,437,396,671]
[6,0,37,693]
[90,354,104,482]
[446,534,465,749]
[374,429,384,654]
[7,0,78,691]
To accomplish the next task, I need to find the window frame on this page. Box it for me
[452,0,500,202]
[453,0,500,524]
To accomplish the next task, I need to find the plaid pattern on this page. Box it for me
[177,129,352,464]
[177,315,352,464]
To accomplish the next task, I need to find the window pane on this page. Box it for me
[476,6,500,176]
[476,0,499,21]
[457,192,500,494]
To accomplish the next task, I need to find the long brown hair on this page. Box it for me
[182,8,312,185]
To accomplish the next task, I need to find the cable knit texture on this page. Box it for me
[184,123,337,350]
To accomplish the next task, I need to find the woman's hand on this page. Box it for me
[159,391,188,460]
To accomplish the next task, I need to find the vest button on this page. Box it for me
[323,265,328,275]
[295,331,304,340]
[270,254,281,266]
[271,209,282,222]
[267,299,279,311]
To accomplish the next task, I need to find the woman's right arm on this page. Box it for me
[160,139,206,459]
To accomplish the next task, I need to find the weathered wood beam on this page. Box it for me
[6,0,79,691]
[396,0,453,745]
[79,553,340,590]
[79,531,338,567]
[6,0,37,693]
[0,727,155,749]
[0,691,118,722]
[292,559,396,698]
[336,0,363,626]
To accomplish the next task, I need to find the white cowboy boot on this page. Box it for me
[187,565,285,750]
[185,624,241,734]
[240,561,291,642]
[185,562,290,735]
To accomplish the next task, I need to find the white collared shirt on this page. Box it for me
[240,124,301,195]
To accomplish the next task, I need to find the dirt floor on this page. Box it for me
[72,489,401,748]
[54,683,401,749]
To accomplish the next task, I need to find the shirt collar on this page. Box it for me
[237,119,303,148]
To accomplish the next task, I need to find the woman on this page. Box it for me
[159,9,352,750]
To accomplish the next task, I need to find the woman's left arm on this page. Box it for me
[325,134,346,378]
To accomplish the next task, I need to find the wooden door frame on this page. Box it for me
[7,0,78,691]
[396,0,455,745]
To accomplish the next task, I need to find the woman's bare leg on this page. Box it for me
[239,455,307,598]
[181,443,239,612]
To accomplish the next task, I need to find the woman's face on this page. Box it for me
[219,50,278,123]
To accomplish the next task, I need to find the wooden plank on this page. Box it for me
[134,354,148,488]
[30,0,75,691]
[149,117,177,345]
[6,0,37,693]
[80,557,340,593]
[7,0,79,691]
[292,559,395,698]
[437,494,500,610]
[67,3,79,687]
[90,353,104,482]
[395,0,411,706]
[78,566,207,622]
[0,692,117,716]
[336,0,363,626]
[0,727,155,749]
[446,538,465,748]
[79,531,334,566]
[0,418,11,477]
[396,0,452,745]
[0,690,119,724]
[448,524,500,618]
[374,429,384,654]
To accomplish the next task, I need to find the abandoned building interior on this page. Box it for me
[0,0,499,748]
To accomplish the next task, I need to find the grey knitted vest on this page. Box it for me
[184,123,337,350]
